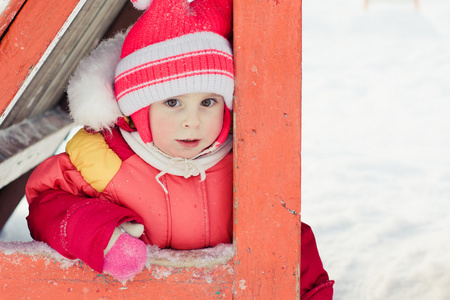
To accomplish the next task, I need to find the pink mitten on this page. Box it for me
[103,233,147,281]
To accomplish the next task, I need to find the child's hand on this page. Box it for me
[103,224,147,281]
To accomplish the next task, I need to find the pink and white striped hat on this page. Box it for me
[115,0,234,144]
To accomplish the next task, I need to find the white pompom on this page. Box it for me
[130,0,153,10]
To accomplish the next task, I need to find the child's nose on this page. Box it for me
[182,110,201,128]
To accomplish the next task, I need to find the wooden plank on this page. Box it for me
[0,0,139,236]
[233,0,302,298]
[6,0,128,126]
[0,0,304,298]
[0,0,83,124]
[0,0,26,37]
[0,0,127,129]
[0,108,72,189]
[0,242,234,299]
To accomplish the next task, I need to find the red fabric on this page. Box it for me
[300,223,335,299]
[26,131,332,294]
[115,51,233,101]
[26,129,232,271]
[103,127,135,161]
[121,0,232,58]
[108,152,233,249]
[115,116,136,133]
[26,155,143,272]
[214,106,232,148]
[130,107,152,143]
[115,0,234,133]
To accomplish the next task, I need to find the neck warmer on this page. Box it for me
[120,129,233,193]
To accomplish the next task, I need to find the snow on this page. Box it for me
[0,240,233,284]
[145,243,234,268]
[301,0,450,299]
[1,0,450,298]
[0,240,233,269]
[0,126,81,242]
[0,0,10,16]
[0,198,31,242]
[0,240,78,269]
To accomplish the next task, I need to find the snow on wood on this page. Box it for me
[0,0,127,128]
[0,241,234,269]
[0,0,25,37]
[0,241,234,299]
[0,108,72,189]
[0,0,83,125]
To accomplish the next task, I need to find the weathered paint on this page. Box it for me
[0,0,303,298]
[0,249,234,299]
[0,0,26,37]
[233,0,302,299]
[0,0,83,122]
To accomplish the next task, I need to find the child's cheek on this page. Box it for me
[210,111,225,135]
[153,117,176,139]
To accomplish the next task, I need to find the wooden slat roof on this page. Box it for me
[0,1,141,223]
[0,0,128,129]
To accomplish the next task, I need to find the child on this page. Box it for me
[26,0,333,297]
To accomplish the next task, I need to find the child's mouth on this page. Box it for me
[177,139,200,148]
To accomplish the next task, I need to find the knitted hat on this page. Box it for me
[115,0,234,144]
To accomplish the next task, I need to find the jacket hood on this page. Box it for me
[67,32,126,132]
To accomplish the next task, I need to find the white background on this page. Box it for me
[301,0,450,299]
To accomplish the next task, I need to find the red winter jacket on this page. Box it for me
[26,128,233,272]
[300,223,335,299]
[26,128,333,298]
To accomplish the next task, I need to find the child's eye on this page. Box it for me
[201,98,216,107]
[165,99,180,107]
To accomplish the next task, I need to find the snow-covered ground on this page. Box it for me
[1,0,449,299]
[301,0,450,299]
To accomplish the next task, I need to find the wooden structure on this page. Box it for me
[0,0,302,298]
[0,0,139,229]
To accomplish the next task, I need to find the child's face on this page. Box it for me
[149,93,225,159]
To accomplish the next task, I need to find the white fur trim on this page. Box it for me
[67,32,125,131]
[131,0,153,10]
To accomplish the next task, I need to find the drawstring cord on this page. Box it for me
[155,158,207,194]
[119,129,232,195]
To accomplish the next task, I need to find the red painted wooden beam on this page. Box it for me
[0,0,303,298]
[233,0,303,298]
[0,0,83,121]
[0,242,234,299]
[0,0,26,37]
